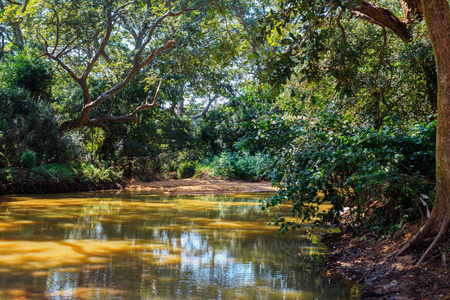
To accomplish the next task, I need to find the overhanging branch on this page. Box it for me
[45,0,215,132]
[350,1,412,42]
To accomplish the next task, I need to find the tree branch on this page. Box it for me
[336,10,347,45]
[20,0,27,13]
[193,95,220,120]
[5,0,20,5]
[56,0,214,131]
[61,39,177,131]
[145,70,177,105]
[138,0,214,61]
[400,0,423,24]
[350,1,412,42]
[82,70,177,130]
[82,2,132,80]
[51,12,60,55]
[82,14,114,80]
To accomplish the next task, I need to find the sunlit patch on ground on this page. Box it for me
[124,178,276,194]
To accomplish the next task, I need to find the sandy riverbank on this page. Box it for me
[124,178,276,194]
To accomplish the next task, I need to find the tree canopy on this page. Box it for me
[0,0,449,264]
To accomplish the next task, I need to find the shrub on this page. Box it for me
[255,111,436,235]
[1,49,53,100]
[177,162,196,179]
[1,167,18,183]
[80,163,122,183]
[199,151,266,180]
[20,149,37,169]
[0,163,124,195]
[0,88,68,166]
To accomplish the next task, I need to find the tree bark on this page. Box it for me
[392,0,450,263]
[177,84,185,117]
[341,0,450,262]
[351,1,411,42]
[193,95,219,120]
[420,0,450,260]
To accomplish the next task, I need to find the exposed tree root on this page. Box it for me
[391,218,433,258]
[387,214,450,264]
[418,214,450,263]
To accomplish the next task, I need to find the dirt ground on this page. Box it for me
[323,223,450,300]
[124,177,276,194]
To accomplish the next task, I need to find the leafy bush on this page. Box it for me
[0,163,124,195]
[158,149,201,175]
[199,151,266,180]
[1,49,53,100]
[0,88,68,167]
[79,163,122,184]
[20,149,37,169]
[29,164,75,185]
[1,167,18,183]
[194,87,276,156]
[177,162,196,179]
[254,111,435,235]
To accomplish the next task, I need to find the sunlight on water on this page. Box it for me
[0,191,360,299]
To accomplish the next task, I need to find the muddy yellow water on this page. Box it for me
[0,191,360,299]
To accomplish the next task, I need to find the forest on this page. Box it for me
[0,0,449,298]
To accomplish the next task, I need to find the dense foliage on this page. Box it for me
[0,0,442,239]
[245,111,436,235]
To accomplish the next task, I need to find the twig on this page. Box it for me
[336,10,347,45]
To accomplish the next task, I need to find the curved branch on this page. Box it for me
[57,0,214,132]
[82,15,114,80]
[336,10,347,45]
[351,1,412,42]
[44,52,81,84]
[51,12,60,55]
[82,2,132,80]
[84,102,158,129]
[98,39,177,104]
[5,0,21,5]
[78,69,177,130]
[193,95,220,120]
[64,40,176,130]
[138,0,214,61]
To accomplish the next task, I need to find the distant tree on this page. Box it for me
[20,0,226,131]
[0,0,27,55]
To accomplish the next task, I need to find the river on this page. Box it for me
[0,191,360,299]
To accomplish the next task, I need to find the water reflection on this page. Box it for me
[0,192,360,299]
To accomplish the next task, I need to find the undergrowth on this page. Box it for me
[0,163,122,195]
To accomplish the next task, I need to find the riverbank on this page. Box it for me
[323,223,450,299]
[124,177,276,194]
[0,164,122,195]
[0,174,275,196]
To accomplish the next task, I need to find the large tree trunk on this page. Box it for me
[422,0,450,259]
[395,0,450,263]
